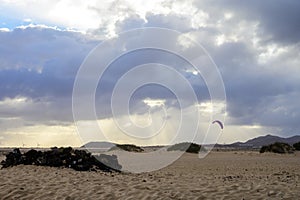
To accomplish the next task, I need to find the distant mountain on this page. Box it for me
[81,141,115,149]
[229,134,300,148]
[81,135,300,150]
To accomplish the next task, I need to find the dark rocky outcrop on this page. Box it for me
[95,154,122,171]
[0,147,121,172]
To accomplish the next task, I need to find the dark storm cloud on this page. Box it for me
[210,40,300,129]
[94,48,209,119]
[238,0,300,45]
[0,24,208,124]
[0,69,72,99]
[0,26,98,97]
[1,0,300,138]
[93,4,300,134]
[207,34,299,130]
[0,26,98,123]
[181,1,300,131]
[0,26,96,70]
[195,0,300,45]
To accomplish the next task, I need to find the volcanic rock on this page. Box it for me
[1,147,121,172]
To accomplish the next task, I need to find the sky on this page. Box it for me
[0,0,299,147]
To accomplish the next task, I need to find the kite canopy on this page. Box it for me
[212,120,224,129]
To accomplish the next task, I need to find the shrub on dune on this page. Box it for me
[109,144,144,152]
[293,142,300,151]
[167,142,206,154]
[259,142,294,154]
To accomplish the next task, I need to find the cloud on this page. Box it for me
[0,25,98,130]
[0,25,97,101]
[194,0,300,45]
[0,0,300,146]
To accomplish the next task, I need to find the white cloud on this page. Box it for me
[195,101,226,115]
[177,33,196,50]
[0,0,199,36]
[0,96,29,106]
[143,98,166,108]
[0,28,10,32]
[191,10,209,29]
[23,18,32,22]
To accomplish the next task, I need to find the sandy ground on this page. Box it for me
[0,151,300,199]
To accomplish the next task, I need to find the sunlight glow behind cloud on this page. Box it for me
[0,0,300,146]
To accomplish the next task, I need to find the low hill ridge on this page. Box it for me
[229,134,300,148]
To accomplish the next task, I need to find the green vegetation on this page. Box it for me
[259,142,294,154]
[293,142,300,151]
[109,144,144,152]
[167,142,206,154]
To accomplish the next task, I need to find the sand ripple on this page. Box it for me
[0,152,300,199]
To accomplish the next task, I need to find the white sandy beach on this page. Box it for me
[0,151,300,199]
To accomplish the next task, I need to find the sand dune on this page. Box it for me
[0,151,300,199]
